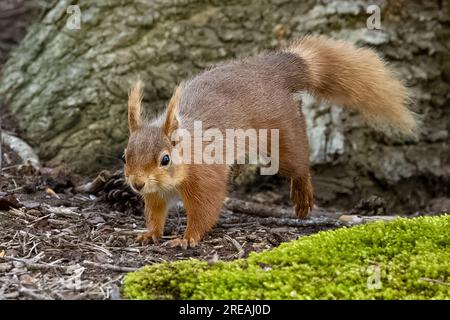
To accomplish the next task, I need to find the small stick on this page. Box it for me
[47,219,70,226]
[75,170,113,194]
[258,216,339,227]
[224,235,245,258]
[0,255,70,272]
[2,292,20,299]
[113,228,148,235]
[0,164,23,172]
[219,222,256,229]
[19,288,51,300]
[224,197,293,218]
[81,243,113,257]
[82,260,138,272]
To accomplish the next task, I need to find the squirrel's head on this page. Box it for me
[124,81,185,195]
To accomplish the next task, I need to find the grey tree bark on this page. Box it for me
[0,0,449,211]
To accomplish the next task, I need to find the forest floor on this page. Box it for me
[0,144,345,299]
[1,140,444,299]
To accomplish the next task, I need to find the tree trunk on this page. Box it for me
[1,0,449,211]
[0,0,40,66]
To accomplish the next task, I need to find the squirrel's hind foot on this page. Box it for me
[290,176,314,219]
[294,204,311,219]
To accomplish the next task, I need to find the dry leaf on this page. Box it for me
[46,188,60,199]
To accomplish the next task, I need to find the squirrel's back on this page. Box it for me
[176,35,417,137]
[178,51,310,131]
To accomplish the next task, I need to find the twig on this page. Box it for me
[257,216,340,227]
[113,228,148,235]
[1,292,20,299]
[224,197,293,218]
[47,218,70,226]
[81,243,112,257]
[0,256,70,272]
[6,186,24,192]
[76,170,114,194]
[1,165,20,171]
[42,205,79,218]
[105,247,141,253]
[19,288,51,300]
[82,260,138,273]
[224,235,245,258]
[219,222,256,229]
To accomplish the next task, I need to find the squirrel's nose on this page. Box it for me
[132,181,145,191]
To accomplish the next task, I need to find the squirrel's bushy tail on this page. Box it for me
[286,35,417,137]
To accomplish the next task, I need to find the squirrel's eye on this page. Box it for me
[122,154,126,164]
[160,154,170,166]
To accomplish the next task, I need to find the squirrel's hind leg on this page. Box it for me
[290,174,314,218]
[279,114,314,218]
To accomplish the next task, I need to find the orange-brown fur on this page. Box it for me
[136,193,167,244]
[124,35,417,248]
[286,36,417,136]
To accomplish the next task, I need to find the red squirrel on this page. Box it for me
[123,35,417,249]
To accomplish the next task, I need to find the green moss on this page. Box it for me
[122,215,450,299]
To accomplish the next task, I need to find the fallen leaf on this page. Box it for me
[46,188,60,199]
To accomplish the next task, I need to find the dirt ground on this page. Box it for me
[0,147,349,300]
[2,137,447,299]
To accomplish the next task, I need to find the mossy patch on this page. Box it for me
[122,215,450,299]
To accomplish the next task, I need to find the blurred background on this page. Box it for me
[1,0,449,213]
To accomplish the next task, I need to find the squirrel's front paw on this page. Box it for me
[168,237,198,249]
[135,231,161,245]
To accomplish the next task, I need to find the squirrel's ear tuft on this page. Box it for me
[163,84,182,137]
[128,80,144,133]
